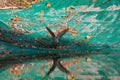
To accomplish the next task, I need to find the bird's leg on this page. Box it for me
[47,58,70,75]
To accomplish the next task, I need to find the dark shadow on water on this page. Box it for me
[0,40,117,73]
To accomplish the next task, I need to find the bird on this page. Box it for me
[46,26,69,48]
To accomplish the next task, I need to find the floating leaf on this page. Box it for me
[9,64,24,75]
[10,15,23,21]
[46,2,51,8]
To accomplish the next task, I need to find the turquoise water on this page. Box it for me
[0,0,120,79]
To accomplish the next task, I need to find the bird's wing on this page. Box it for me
[57,28,68,41]
[46,27,56,38]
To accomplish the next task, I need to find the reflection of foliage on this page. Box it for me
[14,0,31,8]
[5,0,40,8]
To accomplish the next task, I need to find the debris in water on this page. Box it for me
[48,78,52,80]
[71,11,78,15]
[68,27,77,36]
[85,34,92,39]
[40,10,44,14]
[86,57,92,62]
[9,64,24,75]
[10,15,23,21]
[67,73,75,80]
[40,16,43,21]
[75,19,81,24]
[60,59,78,67]
[65,6,75,11]
[69,6,75,9]
[46,2,51,8]
[64,12,72,18]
